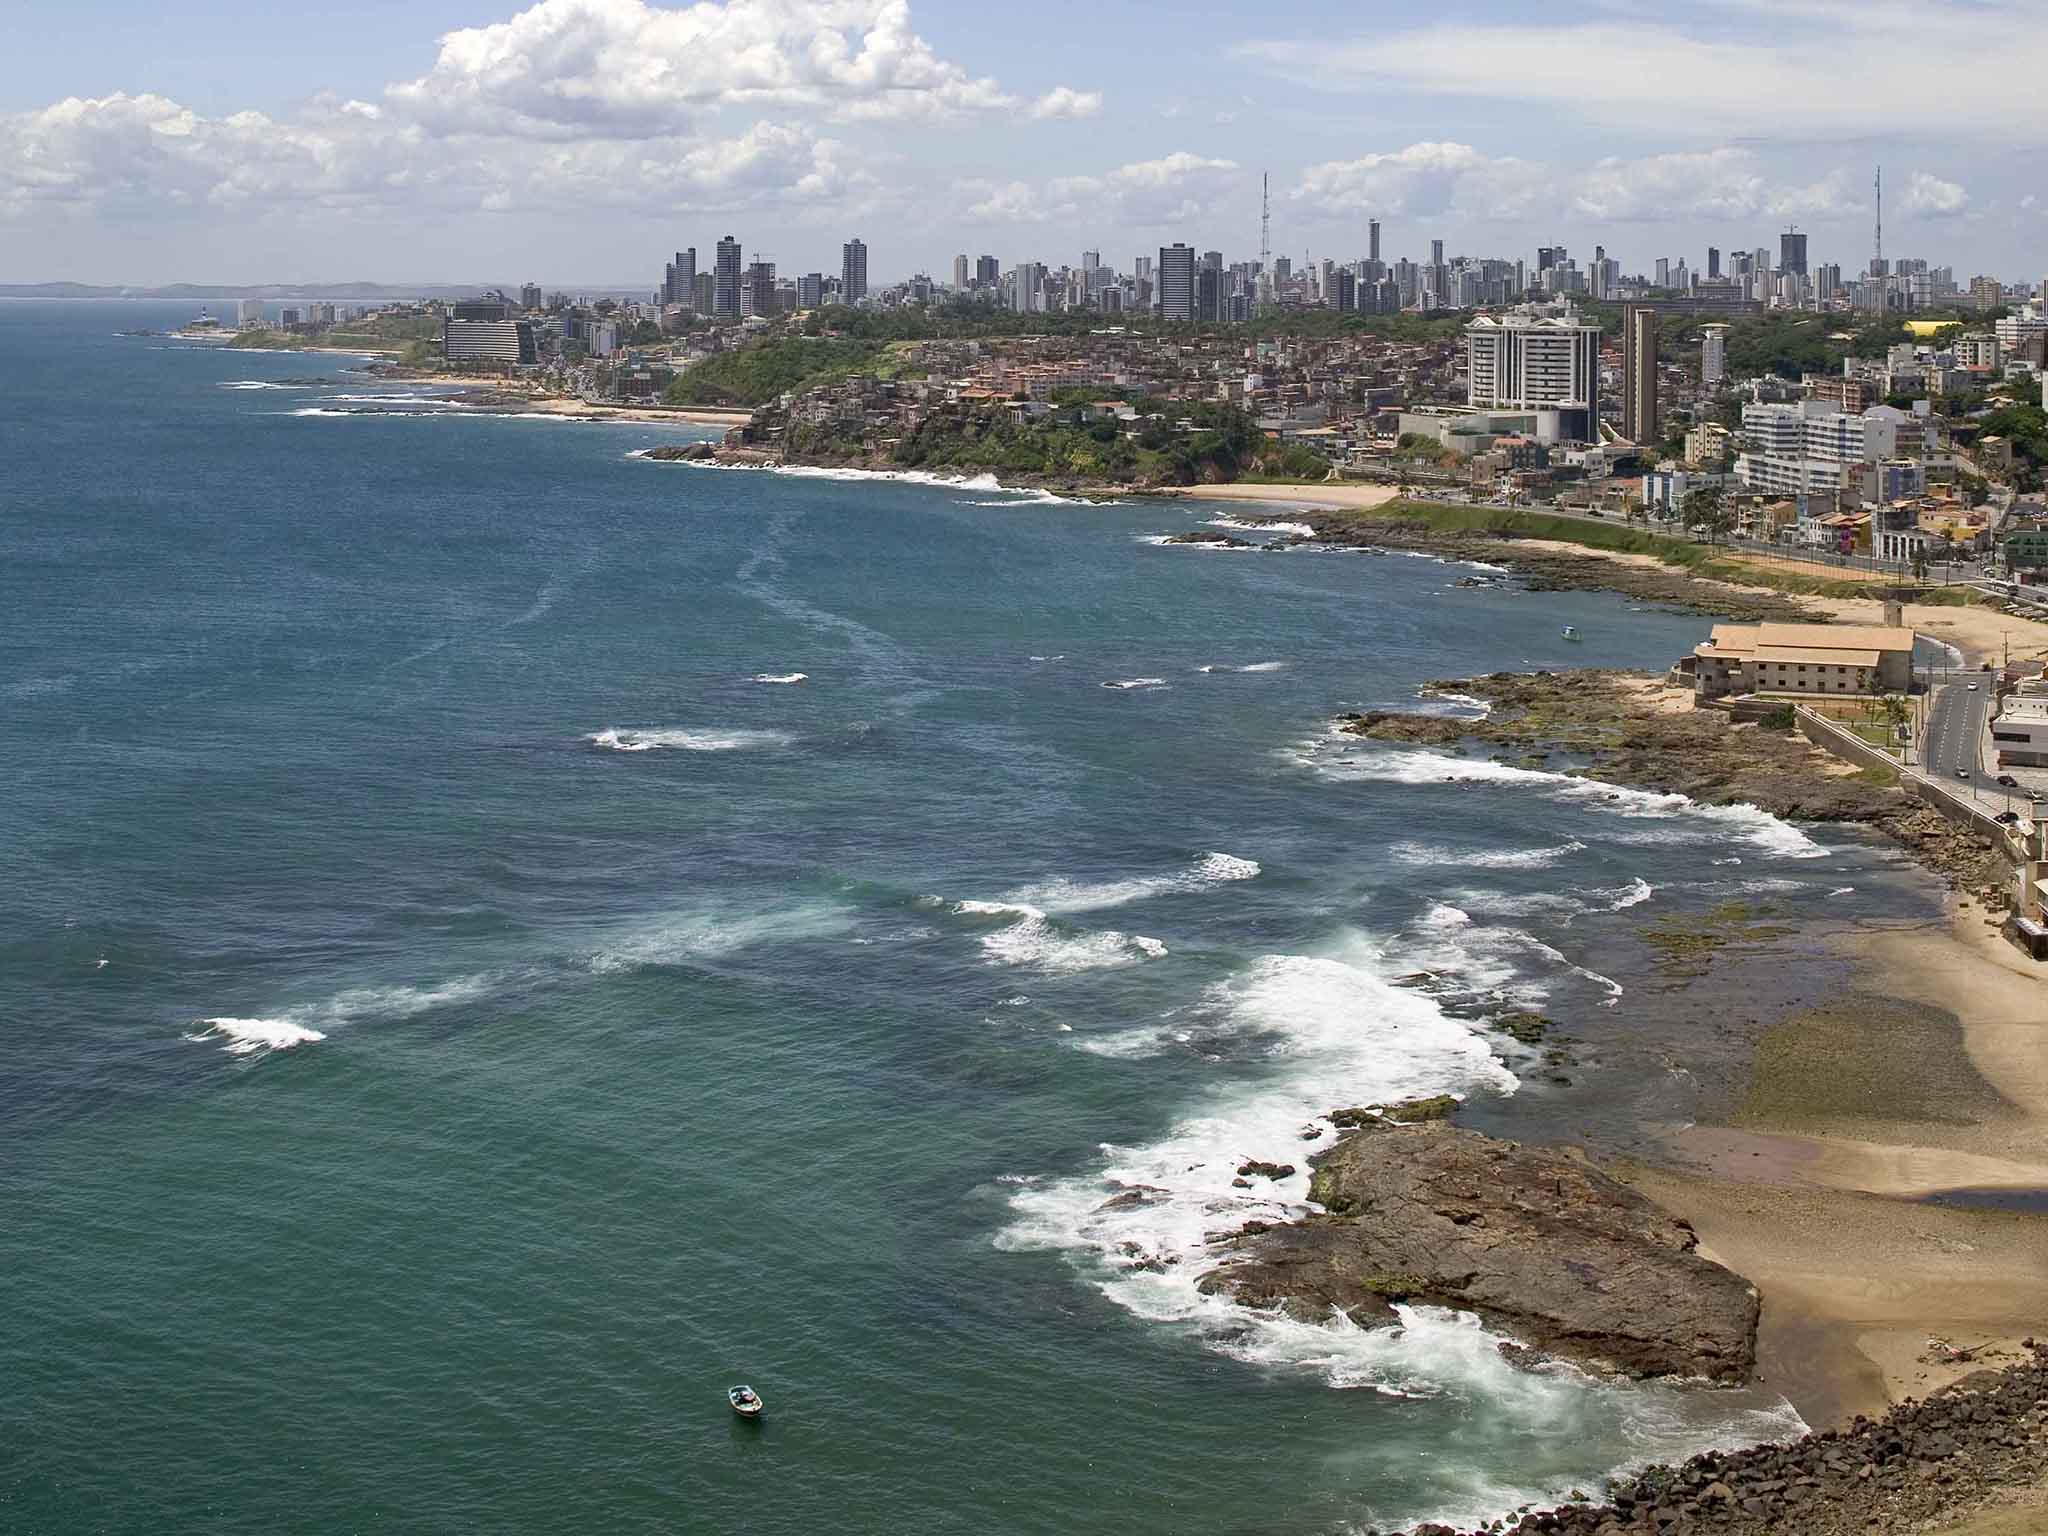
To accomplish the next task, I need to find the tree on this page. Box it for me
[1683,483,1730,545]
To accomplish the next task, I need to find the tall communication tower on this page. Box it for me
[1873,164,1884,275]
[1259,172,1271,302]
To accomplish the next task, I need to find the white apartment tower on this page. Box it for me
[1464,308,1602,440]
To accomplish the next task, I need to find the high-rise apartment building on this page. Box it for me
[517,285,542,312]
[236,298,264,326]
[1012,261,1046,312]
[745,261,777,317]
[976,255,1000,288]
[1369,220,1381,262]
[1464,307,1602,440]
[1701,324,1728,388]
[798,273,825,310]
[1157,242,1196,321]
[841,238,868,303]
[714,236,743,317]
[664,249,696,306]
[952,254,970,291]
[1430,238,1445,267]
[1621,303,1659,445]
[1779,229,1808,277]
[1707,247,1721,279]
[1082,249,1100,274]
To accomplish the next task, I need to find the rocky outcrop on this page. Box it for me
[1197,1121,1759,1382]
[1392,1342,2048,1536]
[642,442,719,461]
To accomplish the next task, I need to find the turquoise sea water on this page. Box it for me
[1,304,1928,1534]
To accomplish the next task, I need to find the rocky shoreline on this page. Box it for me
[1340,669,2010,899]
[1196,1117,1761,1382]
[1389,1344,2048,1536]
[1293,512,1827,622]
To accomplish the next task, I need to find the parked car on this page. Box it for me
[1956,767,1972,779]
[1997,774,2020,787]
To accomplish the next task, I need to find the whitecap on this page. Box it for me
[587,727,794,752]
[1004,851,1261,913]
[951,900,1168,973]
[1206,517,1315,537]
[185,1017,326,1057]
[1101,678,1169,691]
[1391,839,1586,871]
[752,672,808,685]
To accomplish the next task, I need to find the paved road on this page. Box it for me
[1921,681,1993,783]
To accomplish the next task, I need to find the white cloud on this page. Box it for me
[1902,171,1969,216]
[0,90,866,221]
[1028,87,1101,121]
[386,0,1071,135]
[1241,3,2048,138]
[1292,141,1869,228]
[962,152,1239,228]
[1291,142,1544,221]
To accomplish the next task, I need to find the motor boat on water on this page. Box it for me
[728,1384,764,1420]
[1561,625,1582,641]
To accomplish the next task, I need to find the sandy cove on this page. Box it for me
[1184,481,1407,513]
[1623,909,2048,1426]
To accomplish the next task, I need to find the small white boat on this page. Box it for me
[728,1384,764,1419]
[1561,626,1582,642]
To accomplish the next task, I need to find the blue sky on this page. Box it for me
[4,0,2042,286]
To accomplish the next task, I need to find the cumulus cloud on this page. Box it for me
[1902,171,1969,215]
[0,89,866,220]
[1241,2,2048,138]
[387,0,1066,135]
[0,0,1081,223]
[963,152,1238,227]
[1027,86,1101,121]
[1292,141,1869,227]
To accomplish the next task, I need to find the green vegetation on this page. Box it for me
[662,337,892,407]
[783,397,1326,486]
[1760,705,1798,731]
[1350,499,1987,604]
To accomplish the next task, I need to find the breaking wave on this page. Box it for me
[1004,852,1261,913]
[1101,678,1169,691]
[587,727,795,753]
[752,672,808,685]
[1391,839,1586,871]
[951,899,1168,972]
[184,976,495,1058]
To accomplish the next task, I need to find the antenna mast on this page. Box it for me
[1873,165,1883,275]
[1259,172,1271,301]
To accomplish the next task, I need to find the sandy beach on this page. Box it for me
[1621,909,2048,1425]
[1185,482,1405,512]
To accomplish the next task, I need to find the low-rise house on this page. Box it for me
[1992,697,2048,767]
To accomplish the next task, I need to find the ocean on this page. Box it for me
[0,303,1931,1534]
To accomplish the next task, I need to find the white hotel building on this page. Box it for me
[1733,400,1908,497]
[1464,308,1602,442]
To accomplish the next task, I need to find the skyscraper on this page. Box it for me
[1082,249,1100,274]
[841,238,868,303]
[1157,243,1196,321]
[1368,220,1381,263]
[713,236,742,317]
[1779,228,1808,278]
[745,260,776,317]
[1430,238,1445,267]
[1707,246,1721,279]
[976,255,1000,288]
[1012,262,1045,313]
[1621,303,1659,445]
[1701,324,1728,388]
[798,273,825,309]
[952,254,970,291]
[1464,308,1602,441]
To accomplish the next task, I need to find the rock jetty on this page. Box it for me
[1197,1118,1760,1382]
[1389,1343,2048,1536]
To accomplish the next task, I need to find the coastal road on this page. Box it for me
[1921,683,1993,783]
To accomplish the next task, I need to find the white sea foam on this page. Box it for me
[752,672,808,685]
[1391,839,1587,871]
[1601,877,1657,910]
[1101,677,1169,691]
[184,975,493,1058]
[998,935,1516,1334]
[1308,743,1829,859]
[1206,517,1315,537]
[186,1017,327,1057]
[219,380,306,391]
[587,727,794,752]
[951,899,1168,972]
[1004,852,1261,914]
[586,902,850,974]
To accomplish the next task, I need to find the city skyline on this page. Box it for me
[4,0,2043,284]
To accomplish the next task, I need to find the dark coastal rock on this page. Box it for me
[1163,529,1254,548]
[643,442,718,461]
[1391,1343,2048,1536]
[1235,1160,1297,1180]
[1198,1123,1760,1381]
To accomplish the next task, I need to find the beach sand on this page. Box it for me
[1509,538,2048,667]
[1184,482,1405,513]
[1620,907,2048,1425]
